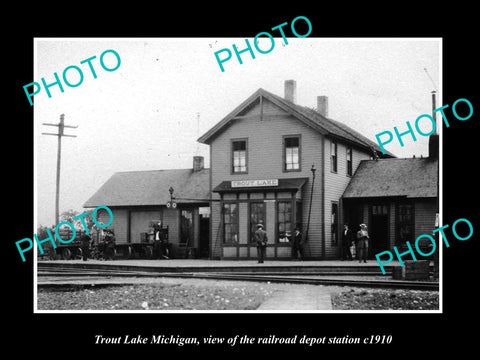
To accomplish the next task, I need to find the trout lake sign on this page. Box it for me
[231,179,279,188]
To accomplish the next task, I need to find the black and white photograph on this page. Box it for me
[32,37,441,313]
[7,7,479,357]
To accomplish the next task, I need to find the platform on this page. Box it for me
[37,259,409,275]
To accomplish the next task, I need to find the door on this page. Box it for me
[198,207,210,258]
[370,204,389,257]
[180,209,194,246]
[249,202,265,243]
[343,201,363,234]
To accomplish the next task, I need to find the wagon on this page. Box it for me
[52,223,169,260]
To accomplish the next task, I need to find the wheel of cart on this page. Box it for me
[144,245,153,259]
[124,245,133,259]
[61,247,73,260]
[131,244,153,259]
[115,244,133,259]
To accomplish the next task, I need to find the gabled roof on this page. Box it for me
[342,158,438,199]
[83,168,210,208]
[197,88,395,157]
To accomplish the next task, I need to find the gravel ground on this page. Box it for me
[37,278,280,311]
[331,288,439,310]
[37,277,439,311]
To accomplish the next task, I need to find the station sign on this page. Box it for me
[231,179,279,188]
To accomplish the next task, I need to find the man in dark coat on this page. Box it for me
[254,223,268,263]
[80,233,92,261]
[153,221,162,259]
[104,229,116,260]
[341,224,354,260]
[292,227,304,260]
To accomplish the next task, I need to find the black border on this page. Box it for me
[7,5,479,356]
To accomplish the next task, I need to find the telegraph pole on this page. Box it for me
[42,114,78,225]
[304,164,316,258]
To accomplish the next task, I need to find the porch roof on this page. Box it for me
[342,158,438,199]
[213,177,309,194]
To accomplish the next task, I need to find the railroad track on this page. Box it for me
[37,264,438,290]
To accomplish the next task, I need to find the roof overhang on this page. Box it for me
[213,177,309,194]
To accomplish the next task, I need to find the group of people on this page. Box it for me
[80,222,369,263]
[341,223,369,263]
[254,222,370,264]
[79,221,171,261]
[254,223,304,263]
[80,228,116,261]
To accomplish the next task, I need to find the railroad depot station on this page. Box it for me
[84,80,439,260]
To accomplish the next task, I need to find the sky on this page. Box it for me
[34,38,441,227]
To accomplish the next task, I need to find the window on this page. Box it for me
[331,202,338,246]
[331,141,337,173]
[250,202,265,243]
[223,203,239,243]
[372,205,388,216]
[232,140,247,173]
[346,146,353,176]
[397,204,414,245]
[277,201,292,243]
[180,210,194,244]
[284,136,300,171]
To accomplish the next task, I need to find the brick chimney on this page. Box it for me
[428,131,439,160]
[193,156,204,172]
[284,80,296,103]
[317,96,328,117]
[428,91,439,160]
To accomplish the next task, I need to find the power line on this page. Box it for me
[424,67,438,91]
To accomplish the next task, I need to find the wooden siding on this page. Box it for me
[210,97,325,258]
[129,210,162,243]
[208,96,392,259]
[238,202,248,244]
[210,201,222,258]
[163,208,179,245]
[389,202,396,249]
[97,208,129,244]
[414,199,437,248]
[323,138,371,258]
[193,207,200,248]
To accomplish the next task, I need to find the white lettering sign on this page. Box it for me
[231,179,279,188]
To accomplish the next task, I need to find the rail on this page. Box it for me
[37,263,438,290]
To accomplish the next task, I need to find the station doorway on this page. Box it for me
[370,204,389,257]
[198,207,210,258]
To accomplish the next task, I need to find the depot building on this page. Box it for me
[85,80,439,260]
[197,80,439,260]
[83,157,210,259]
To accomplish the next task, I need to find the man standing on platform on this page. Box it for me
[104,229,116,260]
[254,223,268,264]
[153,221,162,259]
[292,227,304,260]
[80,232,92,261]
[341,224,353,260]
[356,223,369,263]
